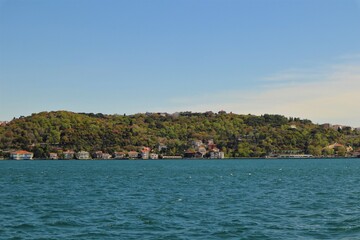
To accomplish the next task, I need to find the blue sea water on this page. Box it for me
[1,159,360,240]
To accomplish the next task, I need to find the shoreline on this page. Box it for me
[1,156,359,161]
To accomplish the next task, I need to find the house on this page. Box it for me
[195,152,204,158]
[0,121,9,126]
[100,153,112,159]
[323,143,353,155]
[93,151,111,159]
[49,153,58,160]
[76,151,91,160]
[325,143,345,149]
[331,125,344,131]
[321,123,332,129]
[198,146,207,157]
[210,148,225,159]
[10,150,33,160]
[184,149,196,158]
[128,151,139,159]
[63,150,75,159]
[210,151,225,159]
[353,149,360,158]
[114,152,126,159]
[141,147,151,159]
[94,151,103,159]
[150,153,159,159]
[192,140,203,149]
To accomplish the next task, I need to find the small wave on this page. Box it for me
[49,219,82,227]
[12,223,36,229]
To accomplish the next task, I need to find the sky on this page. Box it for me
[1,0,360,126]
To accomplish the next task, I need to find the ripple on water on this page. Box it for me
[1,159,360,239]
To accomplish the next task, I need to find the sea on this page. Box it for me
[1,159,360,240]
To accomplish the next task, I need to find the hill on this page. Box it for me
[1,111,360,158]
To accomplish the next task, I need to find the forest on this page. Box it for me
[1,111,360,158]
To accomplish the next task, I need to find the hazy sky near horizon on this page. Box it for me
[1,0,360,126]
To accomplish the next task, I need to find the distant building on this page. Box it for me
[63,150,75,159]
[101,153,112,159]
[93,151,111,159]
[195,152,204,158]
[76,151,91,160]
[0,121,9,126]
[198,146,207,157]
[114,152,126,159]
[325,143,345,150]
[321,123,332,129]
[141,147,151,159]
[128,151,139,159]
[184,149,196,158]
[324,143,353,153]
[209,148,225,159]
[353,148,360,158]
[150,153,159,159]
[49,153,58,160]
[332,125,344,131]
[206,139,217,150]
[10,150,33,160]
[94,151,103,159]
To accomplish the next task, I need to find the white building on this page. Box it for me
[210,148,225,159]
[150,153,159,159]
[10,150,33,160]
[76,151,91,160]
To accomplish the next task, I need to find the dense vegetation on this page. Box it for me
[1,111,360,158]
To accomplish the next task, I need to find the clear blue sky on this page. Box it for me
[1,0,360,126]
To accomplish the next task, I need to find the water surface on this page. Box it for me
[1,159,360,239]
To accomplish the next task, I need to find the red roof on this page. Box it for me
[12,150,32,154]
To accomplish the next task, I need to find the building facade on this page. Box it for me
[10,150,33,160]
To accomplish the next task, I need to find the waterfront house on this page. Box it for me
[76,151,91,160]
[93,151,111,159]
[128,151,139,159]
[63,150,75,159]
[353,148,360,158]
[94,151,103,159]
[198,146,207,157]
[114,152,126,159]
[101,153,112,159]
[210,148,225,159]
[184,149,196,158]
[195,152,204,158]
[10,150,33,160]
[141,147,151,159]
[150,153,159,159]
[49,153,58,160]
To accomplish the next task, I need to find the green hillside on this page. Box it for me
[1,111,359,158]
